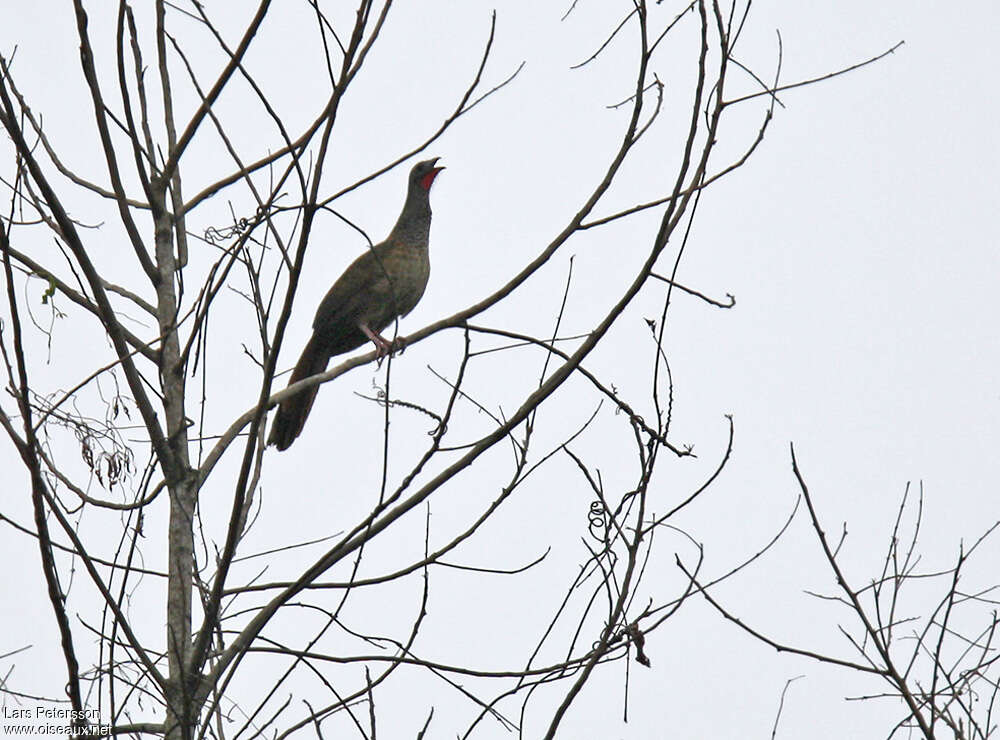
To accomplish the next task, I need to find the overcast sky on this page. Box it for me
[1,2,998,738]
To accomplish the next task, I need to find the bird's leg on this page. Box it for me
[359,323,401,362]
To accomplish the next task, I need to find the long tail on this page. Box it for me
[268,334,329,451]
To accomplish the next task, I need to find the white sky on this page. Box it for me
[1,2,998,738]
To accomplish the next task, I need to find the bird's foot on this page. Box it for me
[368,332,406,365]
[376,338,407,366]
[371,335,392,362]
[361,323,408,364]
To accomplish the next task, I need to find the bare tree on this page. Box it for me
[0,2,912,739]
[695,455,1000,740]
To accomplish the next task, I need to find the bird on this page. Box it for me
[267,157,445,451]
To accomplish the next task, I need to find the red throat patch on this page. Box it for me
[420,168,442,191]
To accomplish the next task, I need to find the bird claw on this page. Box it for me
[373,335,406,365]
[361,321,408,364]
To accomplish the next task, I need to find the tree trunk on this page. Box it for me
[153,190,198,740]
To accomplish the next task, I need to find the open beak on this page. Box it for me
[420,157,445,190]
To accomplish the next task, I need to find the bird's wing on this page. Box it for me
[311,246,395,335]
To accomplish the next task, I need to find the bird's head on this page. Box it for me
[411,157,445,192]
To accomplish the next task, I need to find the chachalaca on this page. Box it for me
[267,158,444,451]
